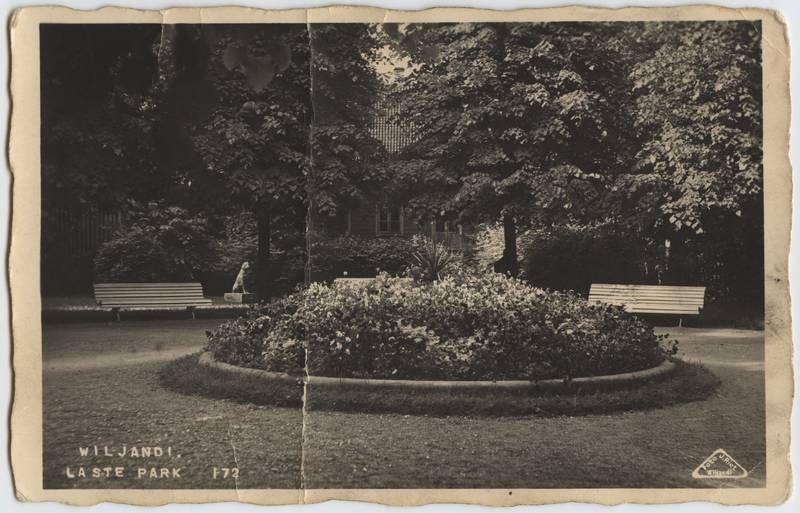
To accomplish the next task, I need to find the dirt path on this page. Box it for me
[44,346,201,372]
[43,320,214,371]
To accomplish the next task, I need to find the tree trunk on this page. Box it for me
[493,214,518,276]
[256,199,271,302]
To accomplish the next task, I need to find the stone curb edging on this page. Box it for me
[197,352,676,391]
[198,352,304,384]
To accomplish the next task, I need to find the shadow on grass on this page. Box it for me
[160,355,720,417]
[158,353,304,408]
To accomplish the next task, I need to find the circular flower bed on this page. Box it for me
[206,272,676,381]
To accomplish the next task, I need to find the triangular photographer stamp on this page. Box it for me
[692,449,748,479]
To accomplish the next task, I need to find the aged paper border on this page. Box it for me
[8,4,792,506]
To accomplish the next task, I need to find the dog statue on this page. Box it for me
[232,261,250,293]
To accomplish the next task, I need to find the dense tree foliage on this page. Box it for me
[621,22,763,307]
[42,24,313,299]
[41,21,764,306]
[160,25,311,299]
[626,22,762,234]
[385,23,635,274]
[385,21,762,280]
[41,25,166,210]
[94,202,219,283]
[308,24,387,216]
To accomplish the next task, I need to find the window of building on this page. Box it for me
[377,205,402,234]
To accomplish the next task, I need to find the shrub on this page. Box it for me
[308,234,415,282]
[207,271,675,380]
[206,298,305,372]
[523,225,644,295]
[95,205,305,296]
[95,203,219,282]
[406,235,457,281]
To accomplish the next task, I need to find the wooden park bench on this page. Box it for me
[93,282,212,320]
[588,283,706,326]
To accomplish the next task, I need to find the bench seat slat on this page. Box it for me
[97,299,210,302]
[99,302,212,307]
[95,289,202,294]
[96,294,210,299]
[590,294,705,299]
[95,284,203,288]
[590,296,705,305]
[100,303,211,310]
[94,283,204,287]
[590,290,706,297]
[100,303,211,306]
[589,294,704,300]
[626,308,700,314]
[589,296,704,303]
[591,289,706,294]
[589,286,706,293]
[624,303,701,311]
[95,289,204,293]
[625,308,700,315]
[98,299,205,302]
[95,293,208,298]
[96,294,208,299]
[95,288,203,292]
[590,286,705,294]
[98,298,212,303]
[590,291,706,297]
[592,283,706,289]
[95,288,205,293]
[98,300,212,305]
[591,295,704,301]
[595,302,702,311]
[100,303,206,310]
[592,303,704,311]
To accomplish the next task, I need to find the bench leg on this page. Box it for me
[678,317,683,328]
[114,309,120,322]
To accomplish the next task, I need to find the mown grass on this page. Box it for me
[160,355,719,417]
[307,360,719,416]
[159,354,304,407]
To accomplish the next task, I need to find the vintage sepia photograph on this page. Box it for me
[7,4,792,507]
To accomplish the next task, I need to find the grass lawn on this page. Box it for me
[42,295,234,309]
[165,354,719,417]
[301,360,719,416]
[42,321,302,489]
[300,328,766,488]
[43,319,217,364]
[43,321,765,489]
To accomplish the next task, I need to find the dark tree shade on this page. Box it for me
[41,24,165,211]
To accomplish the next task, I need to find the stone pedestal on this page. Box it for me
[224,292,256,304]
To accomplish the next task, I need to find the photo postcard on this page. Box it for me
[7,4,793,506]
